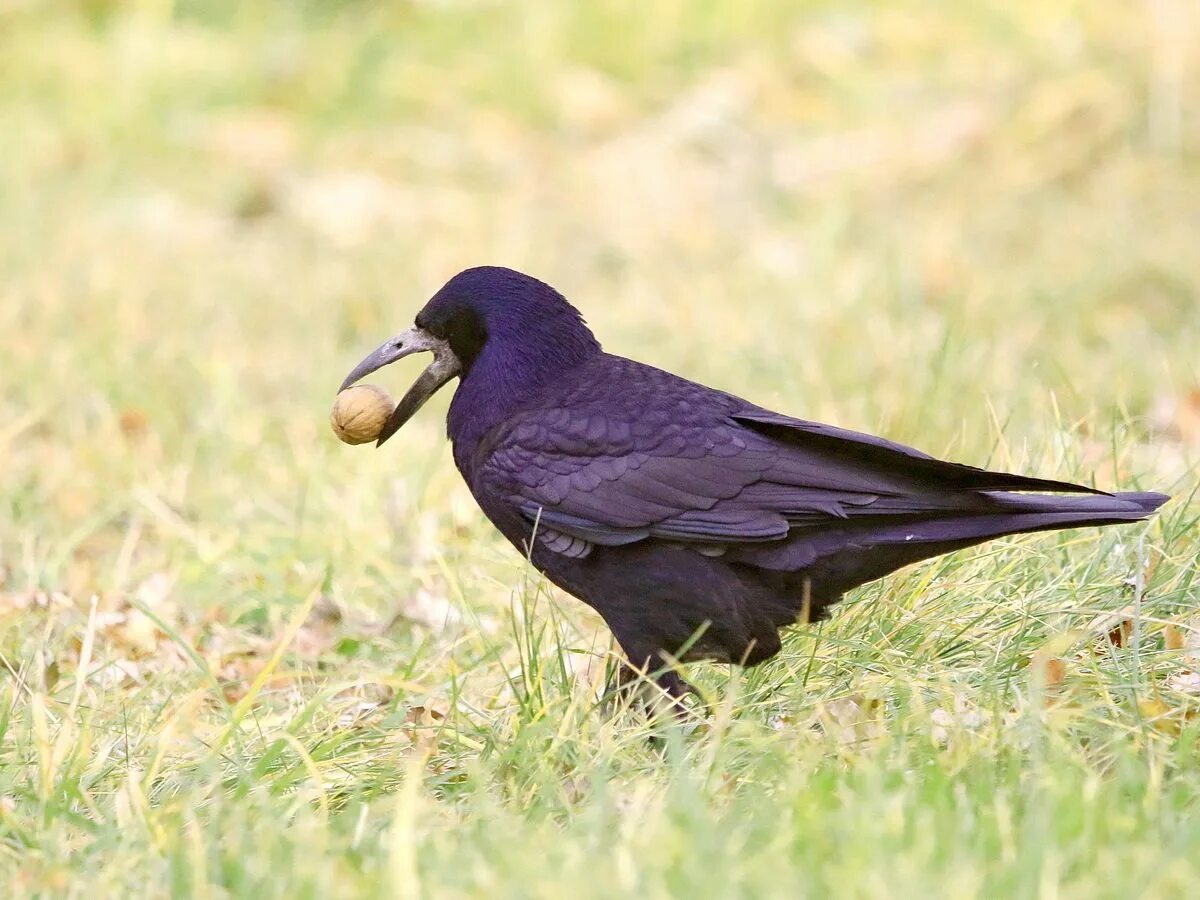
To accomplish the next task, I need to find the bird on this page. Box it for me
[339,266,1169,703]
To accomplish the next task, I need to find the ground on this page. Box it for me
[0,1,1198,897]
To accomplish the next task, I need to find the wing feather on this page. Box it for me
[475,357,1101,560]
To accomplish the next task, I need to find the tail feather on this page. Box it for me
[988,489,1170,524]
[733,491,1170,608]
[741,490,1169,566]
[854,490,1170,547]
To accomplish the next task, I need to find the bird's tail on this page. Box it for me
[825,490,1169,550]
[851,490,1170,549]
[957,490,1171,542]
[741,490,1169,628]
[995,490,1170,516]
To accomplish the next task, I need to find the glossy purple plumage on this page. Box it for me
[400,268,1169,681]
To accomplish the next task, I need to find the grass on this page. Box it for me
[1,0,1198,896]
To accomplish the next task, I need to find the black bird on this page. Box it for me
[341,267,1168,700]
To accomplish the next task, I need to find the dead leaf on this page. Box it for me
[403,704,447,754]
[1164,625,1186,652]
[1107,619,1134,648]
[1031,651,1067,700]
[405,705,445,727]
[1138,697,1180,735]
[1139,697,1169,717]
[1085,604,1136,648]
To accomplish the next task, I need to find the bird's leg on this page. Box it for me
[606,658,706,724]
[655,669,708,721]
[603,660,648,711]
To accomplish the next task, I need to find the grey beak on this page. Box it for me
[339,326,462,446]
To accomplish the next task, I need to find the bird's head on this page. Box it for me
[339,266,600,445]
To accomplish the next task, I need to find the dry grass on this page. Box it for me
[0,1,1198,896]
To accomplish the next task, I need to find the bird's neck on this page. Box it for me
[446,333,600,470]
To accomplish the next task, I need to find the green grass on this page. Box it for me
[1,1,1198,896]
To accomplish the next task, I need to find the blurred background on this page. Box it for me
[2,0,1198,669]
[0,1,1198,893]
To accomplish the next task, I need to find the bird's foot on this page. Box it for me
[606,662,709,730]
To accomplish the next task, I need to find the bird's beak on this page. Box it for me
[339,326,462,446]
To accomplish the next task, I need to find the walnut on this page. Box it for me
[330,384,395,445]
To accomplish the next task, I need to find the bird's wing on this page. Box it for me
[481,408,790,551]
[730,408,1098,495]
[476,359,1101,560]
